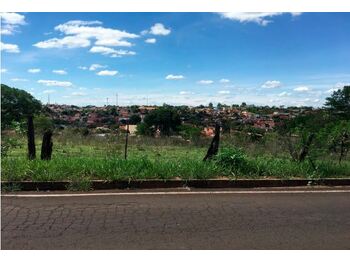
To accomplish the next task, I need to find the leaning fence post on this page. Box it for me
[41,130,53,160]
[203,122,221,161]
[27,115,36,160]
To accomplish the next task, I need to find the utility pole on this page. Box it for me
[47,94,50,105]
[106,97,109,106]
[116,93,118,107]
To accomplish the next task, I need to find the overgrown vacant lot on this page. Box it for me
[2,129,350,183]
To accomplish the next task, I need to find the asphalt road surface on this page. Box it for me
[2,188,350,249]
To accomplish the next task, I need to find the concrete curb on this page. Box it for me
[2,178,350,191]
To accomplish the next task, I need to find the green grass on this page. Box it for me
[2,154,349,182]
[1,132,349,182]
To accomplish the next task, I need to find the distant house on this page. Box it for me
[272,112,290,120]
[119,124,138,136]
[253,119,275,130]
[87,113,100,125]
[202,127,215,137]
[119,109,130,118]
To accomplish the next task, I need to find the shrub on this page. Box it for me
[215,147,248,169]
[1,137,21,158]
[178,124,202,140]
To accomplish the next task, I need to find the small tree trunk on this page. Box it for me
[339,131,348,164]
[203,123,221,161]
[298,133,315,162]
[124,122,129,160]
[41,130,53,160]
[27,115,36,160]
[285,133,298,161]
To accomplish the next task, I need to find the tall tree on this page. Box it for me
[139,106,181,136]
[1,84,42,129]
[325,86,350,119]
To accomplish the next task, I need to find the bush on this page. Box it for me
[34,114,54,134]
[178,124,202,140]
[1,137,21,158]
[215,147,248,169]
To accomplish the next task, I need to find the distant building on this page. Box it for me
[119,124,138,136]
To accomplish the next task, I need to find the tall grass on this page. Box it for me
[2,156,227,181]
[2,130,349,182]
[2,154,349,182]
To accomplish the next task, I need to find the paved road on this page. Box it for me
[2,188,350,249]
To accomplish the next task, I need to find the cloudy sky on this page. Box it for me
[1,12,350,107]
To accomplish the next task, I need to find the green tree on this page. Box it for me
[136,122,154,136]
[1,84,42,129]
[178,124,202,140]
[34,114,54,134]
[129,114,141,125]
[138,106,181,136]
[240,102,247,108]
[325,86,350,119]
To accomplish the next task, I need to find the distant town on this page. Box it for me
[45,103,319,136]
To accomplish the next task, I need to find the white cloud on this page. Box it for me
[38,80,73,87]
[0,13,26,35]
[334,82,350,89]
[324,82,350,94]
[197,80,214,85]
[326,88,338,94]
[28,68,41,73]
[63,20,102,26]
[1,68,7,73]
[218,12,301,26]
[71,92,86,96]
[43,89,56,94]
[179,91,192,95]
[278,91,291,97]
[34,36,91,49]
[219,79,230,83]
[218,90,230,94]
[96,70,118,76]
[165,74,185,80]
[11,78,28,82]
[89,64,106,71]
[89,46,136,57]
[34,20,138,50]
[0,41,20,53]
[145,38,156,44]
[78,66,88,70]
[52,69,67,75]
[294,86,310,92]
[262,80,282,89]
[144,23,171,36]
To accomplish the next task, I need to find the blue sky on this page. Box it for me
[1,12,350,107]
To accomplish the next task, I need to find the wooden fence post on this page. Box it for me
[41,130,53,160]
[124,122,129,160]
[27,115,36,160]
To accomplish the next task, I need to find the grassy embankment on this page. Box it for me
[2,131,350,185]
